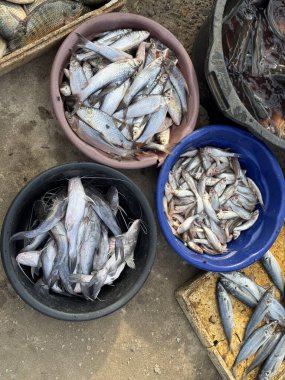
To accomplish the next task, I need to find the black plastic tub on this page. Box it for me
[192,0,285,156]
[0,163,157,321]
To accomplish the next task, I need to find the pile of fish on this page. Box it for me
[0,0,108,58]
[223,0,285,140]
[163,146,263,255]
[11,177,140,300]
[217,251,285,379]
[62,29,188,160]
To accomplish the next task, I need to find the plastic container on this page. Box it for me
[50,12,199,169]
[1,163,157,320]
[156,125,285,272]
[191,0,285,155]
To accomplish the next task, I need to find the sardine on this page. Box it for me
[122,56,163,107]
[100,79,130,115]
[76,106,134,150]
[75,58,142,102]
[76,33,132,62]
[110,31,150,51]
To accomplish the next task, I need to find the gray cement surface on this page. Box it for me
[0,0,282,379]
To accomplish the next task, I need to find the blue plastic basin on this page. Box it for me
[156,125,285,272]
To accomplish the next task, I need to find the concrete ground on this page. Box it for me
[0,0,282,379]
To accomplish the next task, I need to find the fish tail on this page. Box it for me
[48,269,59,288]
[64,95,80,110]
[75,33,89,49]
[10,230,35,242]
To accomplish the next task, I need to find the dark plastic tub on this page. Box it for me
[1,163,157,321]
[192,0,285,155]
[156,125,285,272]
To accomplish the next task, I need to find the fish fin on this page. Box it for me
[75,33,89,49]
[48,269,59,288]
[10,231,31,242]
[31,267,36,279]
[69,274,86,283]
[126,256,135,269]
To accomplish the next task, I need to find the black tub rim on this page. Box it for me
[0,162,157,321]
[206,0,285,151]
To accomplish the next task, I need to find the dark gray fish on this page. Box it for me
[10,198,67,241]
[20,231,49,252]
[261,251,284,297]
[49,222,74,295]
[244,287,275,340]
[78,207,101,275]
[86,188,123,260]
[217,281,234,351]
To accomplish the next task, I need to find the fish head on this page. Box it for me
[163,88,173,104]
[132,58,143,69]
[65,112,79,132]
[65,0,83,19]
[68,177,85,194]
[266,321,279,334]
[159,73,169,85]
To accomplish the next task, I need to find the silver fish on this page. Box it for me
[244,286,275,340]
[242,332,282,379]
[79,207,101,275]
[76,106,134,149]
[69,55,87,95]
[217,281,234,351]
[220,277,258,308]
[232,321,278,374]
[261,251,284,297]
[16,250,41,267]
[136,90,171,143]
[258,333,285,380]
[49,221,74,295]
[165,60,188,114]
[68,114,136,158]
[100,79,130,115]
[220,272,262,302]
[42,240,57,283]
[110,30,150,51]
[114,94,165,120]
[122,56,163,107]
[76,33,132,62]
[76,58,142,102]
[65,177,86,271]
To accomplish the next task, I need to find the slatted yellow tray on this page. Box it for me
[0,0,125,77]
[176,225,285,380]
